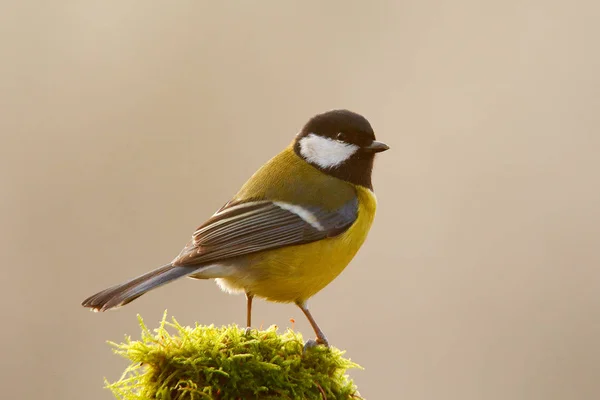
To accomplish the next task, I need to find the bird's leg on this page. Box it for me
[296,301,329,348]
[245,292,254,331]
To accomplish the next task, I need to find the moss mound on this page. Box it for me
[106,312,363,399]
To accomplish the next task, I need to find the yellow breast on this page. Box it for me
[217,186,377,303]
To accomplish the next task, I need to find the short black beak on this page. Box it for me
[364,140,390,153]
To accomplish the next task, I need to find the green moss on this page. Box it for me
[106,312,363,400]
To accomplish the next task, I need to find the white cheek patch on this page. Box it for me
[299,133,359,169]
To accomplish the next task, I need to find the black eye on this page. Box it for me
[336,132,347,141]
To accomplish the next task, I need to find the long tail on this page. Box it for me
[81,264,194,312]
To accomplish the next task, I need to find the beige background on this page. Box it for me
[2,1,599,399]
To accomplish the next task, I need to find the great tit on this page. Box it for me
[82,109,389,346]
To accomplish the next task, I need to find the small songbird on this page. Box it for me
[82,109,389,347]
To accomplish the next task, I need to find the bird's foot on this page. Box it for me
[303,337,329,352]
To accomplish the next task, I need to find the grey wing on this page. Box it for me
[173,198,358,266]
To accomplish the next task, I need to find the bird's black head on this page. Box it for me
[293,109,389,189]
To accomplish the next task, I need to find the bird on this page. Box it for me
[82,109,389,347]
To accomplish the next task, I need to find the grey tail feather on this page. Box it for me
[81,264,194,312]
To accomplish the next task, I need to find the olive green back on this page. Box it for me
[233,146,357,211]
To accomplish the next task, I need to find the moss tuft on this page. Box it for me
[106,312,363,399]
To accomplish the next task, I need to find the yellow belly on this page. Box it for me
[216,186,377,302]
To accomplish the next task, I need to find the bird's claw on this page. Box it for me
[303,337,329,352]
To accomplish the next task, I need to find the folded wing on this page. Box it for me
[173,197,358,266]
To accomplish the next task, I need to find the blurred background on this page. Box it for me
[1,1,599,399]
